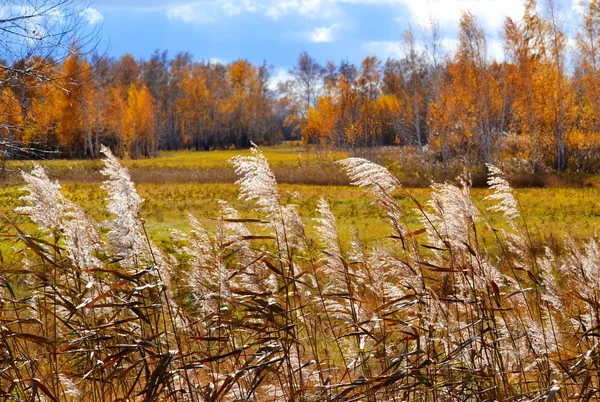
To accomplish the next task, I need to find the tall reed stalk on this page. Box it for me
[2,145,599,401]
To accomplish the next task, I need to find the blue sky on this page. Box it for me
[85,0,581,83]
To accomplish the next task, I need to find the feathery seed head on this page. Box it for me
[421,177,478,251]
[61,200,102,269]
[100,145,149,261]
[18,164,101,268]
[17,163,65,232]
[314,197,340,255]
[485,164,520,223]
[338,157,407,237]
[337,157,400,194]
[230,144,280,214]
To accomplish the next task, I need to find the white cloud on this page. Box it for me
[395,0,525,34]
[208,56,226,64]
[572,1,585,16]
[48,9,65,24]
[165,0,339,23]
[438,37,506,61]
[223,0,257,16]
[310,25,335,42]
[80,8,104,25]
[285,0,526,30]
[362,38,446,61]
[167,4,195,23]
[166,1,261,24]
[2,5,66,44]
[120,0,574,33]
[269,68,293,91]
[266,0,338,19]
[361,41,403,59]
[362,37,508,61]
[167,3,218,23]
[488,38,504,61]
[440,37,459,54]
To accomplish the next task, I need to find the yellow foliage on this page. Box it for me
[124,84,156,158]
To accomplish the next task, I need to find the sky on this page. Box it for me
[84,0,583,84]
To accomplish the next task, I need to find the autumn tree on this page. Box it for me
[164,52,193,149]
[202,62,231,147]
[103,85,127,154]
[6,57,58,151]
[504,12,540,169]
[336,74,359,146]
[375,93,403,145]
[303,95,337,145]
[381,26,430,157]
[0,88,23,145]
[141,51,169,149]
[422,16,447,164]
[504,0,574,171]
[9,13,600,173]
[177,62,220,150]
[354,56,382,147]
[323,61,338,87]
[123,84,156,158]
[284,51,325,129]
[400,26,428,149]
[115,54,140,90]
[0,0,101,159]
[54,46,96,158]
[574,0,600,170]
[22,73,61,150]
[430,12,503,164]
[542,0,570,171]
[224,59,275,147]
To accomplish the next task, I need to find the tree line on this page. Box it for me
[303,0,600,173]
[0,50,283,159]
[4,0,600,172]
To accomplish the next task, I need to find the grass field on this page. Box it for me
[2,147,600,247]
[6,146,600,400]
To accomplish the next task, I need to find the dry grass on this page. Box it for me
[0,147,350,187]
[4,146,600,188]
[3,146,600,401]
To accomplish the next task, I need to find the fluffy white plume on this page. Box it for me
[314,197,345,283]
[485,164,520,224]
[366,247,407,300]
[61,199,102,269]
[185,212,231,310]
[314,198,361,323]
[100,145,150,262]
[218,201,275,294]
[314,197,341,256]
[421,176,478,251]
[185,212,218,271]
[337,157,400,194]
[230,144,305,250]
[59,374,81,398]
[230,144,280,214]
[538,247,563,312]
[338,157,407,237]
[18,163,101,268]
[17,163,65,232]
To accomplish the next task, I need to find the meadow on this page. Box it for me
[3,146,600,401]
[2,146,600,246]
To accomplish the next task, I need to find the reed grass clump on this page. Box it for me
[3,144,600,401]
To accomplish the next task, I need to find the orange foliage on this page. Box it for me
[6,8,600,172]
[124,85,156,158]
[54,47,96,158]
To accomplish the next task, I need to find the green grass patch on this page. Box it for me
[3,179,600,250]
[3,147,600,249]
